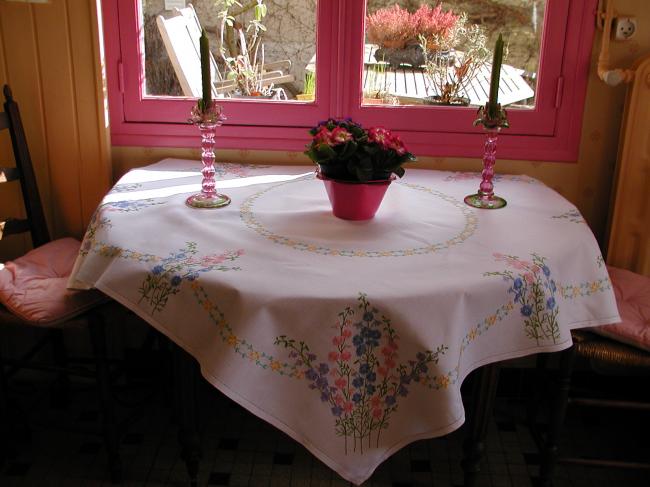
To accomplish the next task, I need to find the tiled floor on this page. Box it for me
[1,367,649,487]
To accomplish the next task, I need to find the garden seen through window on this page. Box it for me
[108,0,595,160]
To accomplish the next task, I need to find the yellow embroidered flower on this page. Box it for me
[572,286,581,297]
[190,280,200,291]
[227,335,238,347]
[436,375,450,389]
[486,315,497,326]
[203,299,213,310]
[270,361,282,371]
[590,281,601,293]
[468,328,477,341]
[249,351,260,362]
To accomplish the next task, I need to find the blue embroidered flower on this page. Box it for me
[363,311,374,321]
[352,376,364,388]
[366,384,376,394]
[170,275,182,287]
[352,393,362,403]
[152,265,164,275]
[305,369,318,381]
[542,265,551,277]
[398,385,408,397]
[385,395,396,406]
[320,392,329,402]
[366,372,376,383]
[513,277,523,290]
[331,405,343,417]
[521,304,533,317]
[546,297,556,310]
[318,363,329,375]
[359,363,370,375]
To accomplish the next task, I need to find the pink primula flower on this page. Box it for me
[330,127,352,145]
[313,126,332,145]
[368,127,392,147]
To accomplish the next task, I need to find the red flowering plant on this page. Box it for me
[304,118,416,182]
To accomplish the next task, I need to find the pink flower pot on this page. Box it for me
[317,172,394,220]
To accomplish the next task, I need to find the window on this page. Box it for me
[105,0,597,161]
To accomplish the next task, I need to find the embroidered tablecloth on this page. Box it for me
[68,159,620,485]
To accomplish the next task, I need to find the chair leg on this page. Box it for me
[539,345,576,487]
[50,329,69,407]
[172,343,201,487]
[88,310,123,484]
[0,346,10,465]
[461,363,500,487]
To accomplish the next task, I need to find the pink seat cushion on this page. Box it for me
[0,238,106,326]
[592,266,650,352]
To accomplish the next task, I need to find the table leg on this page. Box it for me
[539,345,576,487]
[461,363,500,487]
[172,343,201,487]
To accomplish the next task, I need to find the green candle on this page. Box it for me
[487,34,504,119]
[200,29,211,111]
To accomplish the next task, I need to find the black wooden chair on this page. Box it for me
[529,266,650,486]
[0,85,122,482]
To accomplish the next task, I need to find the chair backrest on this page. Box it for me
[156,4,222,97]
[1,85,50,249]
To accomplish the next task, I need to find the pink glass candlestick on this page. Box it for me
[186,102,230,209]
[464,127,507,209]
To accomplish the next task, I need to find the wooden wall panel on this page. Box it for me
[0,0,111,260]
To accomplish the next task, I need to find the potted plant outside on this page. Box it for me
[420,13,491,106]
[367,4,459,69]
[305,119,416,220]
[296,71,315,101]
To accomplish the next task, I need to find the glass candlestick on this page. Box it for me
[464,127,507,209]
[186,101,230,209]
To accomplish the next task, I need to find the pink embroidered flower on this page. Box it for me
[335,377,347,389]
[524,273,535,284]
[340,351,352,361]
[371,396,381,408]
[332,336,343,346]
[328,351,340,362]
[372,408,383,419]
[341,329,352,338]
[343,401,354,413]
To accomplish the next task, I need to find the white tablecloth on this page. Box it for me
[69,159,619,485]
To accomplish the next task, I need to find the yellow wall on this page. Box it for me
[0,0,111,260]
[1,0,649,262]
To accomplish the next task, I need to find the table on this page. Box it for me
[68,160,620,485]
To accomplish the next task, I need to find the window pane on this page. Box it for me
[142,0,317,102]
[363,1,543,108]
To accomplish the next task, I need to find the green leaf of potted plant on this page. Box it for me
[304,118,416,220]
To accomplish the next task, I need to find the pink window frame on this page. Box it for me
[104,0,597,162]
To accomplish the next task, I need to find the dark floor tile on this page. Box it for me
[4,461,31,476]
[123,432,144,445]
[78,442,102,454]
[208,471,231,485]
[496,420,517,432]
[218,438,240,450]
[409,460,431,473]
[78,410,99,422]
[523,452,540,465]
[273,452,294,465]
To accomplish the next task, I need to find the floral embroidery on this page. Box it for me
[560,278,611,300]
[486,253,560,344]
[551,209,585,224]
[214,162,271,178]
[80,199,168,257]
[444,172,539,184]
[109,182,143,194]
[241,176,477,257]
[138,242,243,314]
[460,301,514,355]
[275,294,447,454]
